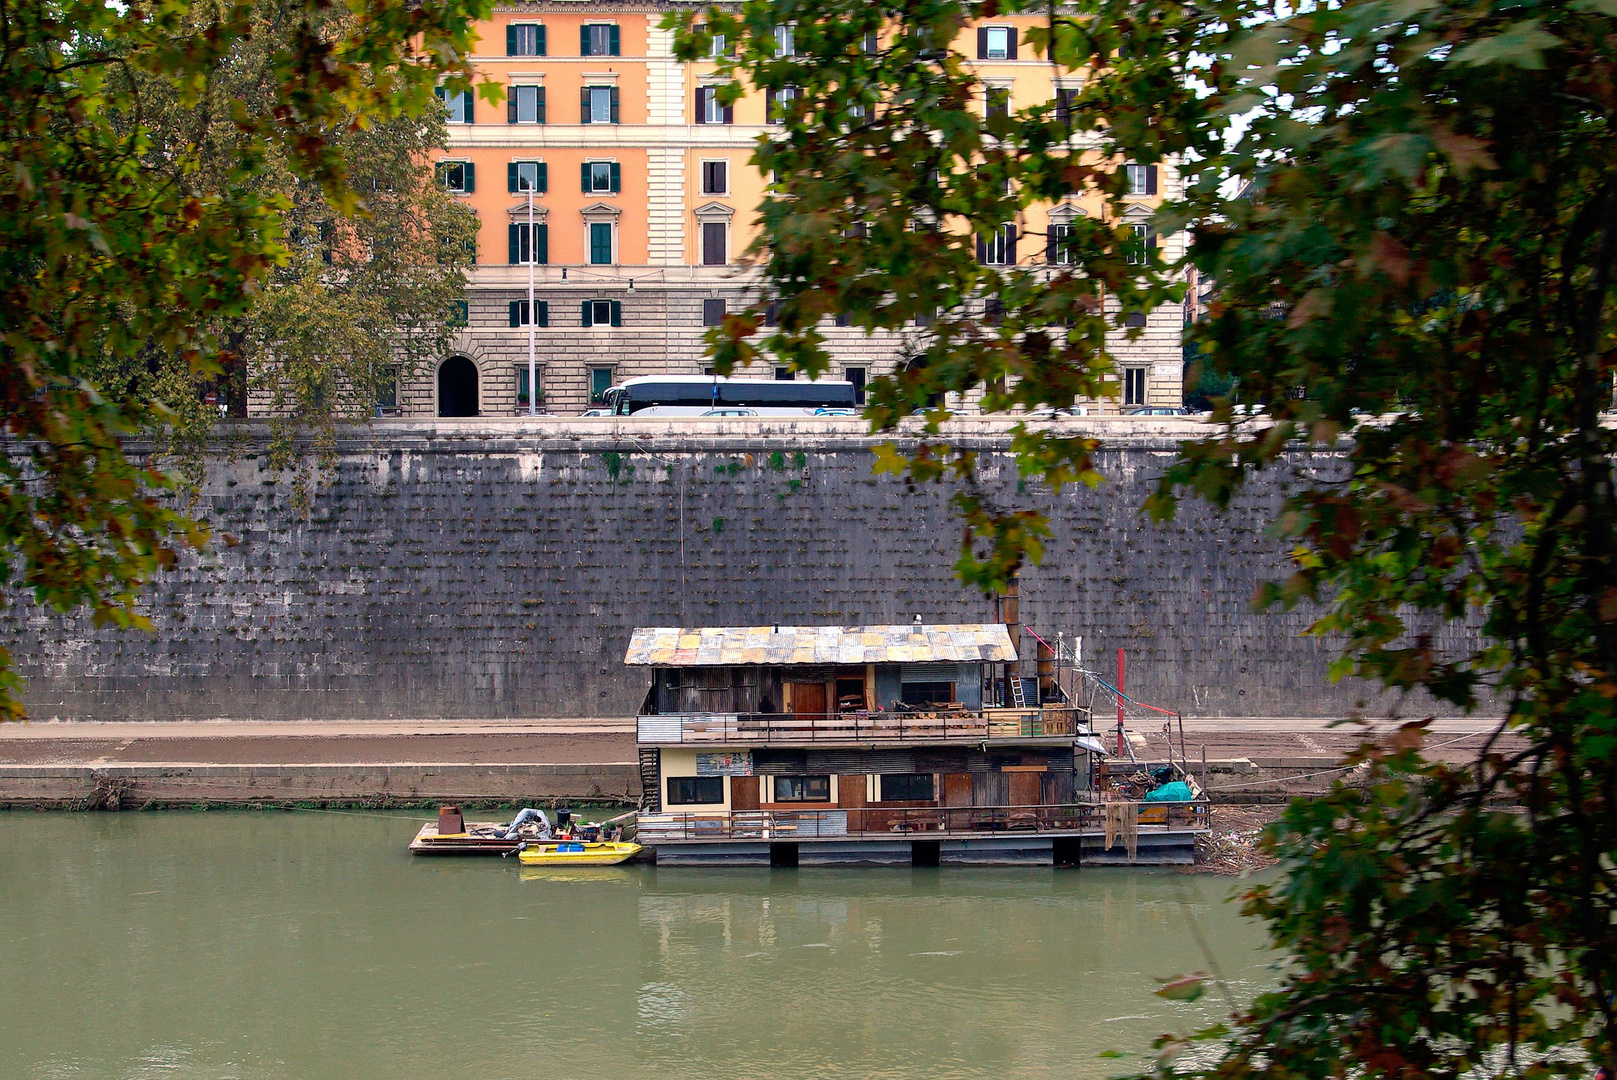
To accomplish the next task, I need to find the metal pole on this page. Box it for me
[1116,647,1125,757]
[526,189,537,417]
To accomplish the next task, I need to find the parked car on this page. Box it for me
[1126,405,1195,416]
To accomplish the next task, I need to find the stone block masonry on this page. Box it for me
[6,418,1469,722]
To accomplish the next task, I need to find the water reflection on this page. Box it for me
[0,812,1275,1080]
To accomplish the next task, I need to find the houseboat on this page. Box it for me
[628,623,1208,866]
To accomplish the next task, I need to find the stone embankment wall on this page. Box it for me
[8,418,1456,722]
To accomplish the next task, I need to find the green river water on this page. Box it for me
[0,810,1278,1080]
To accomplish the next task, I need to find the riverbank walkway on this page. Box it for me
[0,716,1511,808]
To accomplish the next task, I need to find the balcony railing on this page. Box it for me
[636,800,1208,843]
[637,707,1082,745]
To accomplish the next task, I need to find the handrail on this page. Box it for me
[636,800,1208,842]
[637,708,1081,744]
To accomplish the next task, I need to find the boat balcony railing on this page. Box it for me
[636,800,1208,843]
[637,706,1083,745]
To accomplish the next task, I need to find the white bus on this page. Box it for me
[602,375,859,417]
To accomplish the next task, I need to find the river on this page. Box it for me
[0,810,1279,1080]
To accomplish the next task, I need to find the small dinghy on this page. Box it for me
[517,840,643,867]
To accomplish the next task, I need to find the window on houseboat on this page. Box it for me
[900,681,954,706]
[879,773,935,801]
[668,776,724,804]
[772,775,831,802]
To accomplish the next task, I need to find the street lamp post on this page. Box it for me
[526,186,537,417]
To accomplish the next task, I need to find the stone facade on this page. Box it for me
[362,2,1187,419]
[5,419,1473,722]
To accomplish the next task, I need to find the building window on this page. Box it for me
[695,87,733,124]
[766,86,800,124]
[914,308,936,327]
[668,776,724,804]
[695,24,730,56]
[701,160,728,194]
[590,366,615,403]
[978,223,1015,265]
[986,87,1010,121]
[880,774,934,802]
[508,84,545,124]
[1125,223,1151,265]
[844,366,866,404]
[436,86,473,124]
[1126,164,1158,196]
[702,298,726,326]
[436,160,474,193]
[508,299,549,327]
[581,298,622,327]
[514,366,541,407]
[982,298,1004,325]
[774,366,795,381]
[701,221,727,266]
[1055,87,1080,127]
[588,222,614,265]
[507,23,545,56]
[1048,222,1075,265]
[581,85,619,124]
[448,300,469,327]
[1124,311,1147,328]
[772,775,830,802]
[508,160,546,194]
[374,367,398,416]
[507,222,547,264]
[863,30,879,53]
[1124,366,1147,405]
[582,160,621,194]
[774,23,795,57]
[978,26,1015,60]
[582,23,620,56]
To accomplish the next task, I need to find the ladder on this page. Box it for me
[637,747,661,811]
[1009,676,1027,708]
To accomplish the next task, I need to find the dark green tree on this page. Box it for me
[1,0,493,716]
[678,0,1617,1074]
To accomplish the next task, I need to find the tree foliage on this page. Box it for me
[680,0,1617,1074]
[1,0,490,716]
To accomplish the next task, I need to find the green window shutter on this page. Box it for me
[507,162,518,192]
[581,300,593,327]
[581,25,591,54]
[536,87,546,124]
[536,301,549,327]
[509,300,521,327]
[609,25,620,55]
[581,162,592,192]
[536,162,547,193]
[536,24,546,55]
[435,86,447,104]
[610,300,622,326]
[506,24,517,55]
[463,94,473,124]
[580,86,590,123]
[610,162,621,193]
[536,224,548,264]
[507,94,517,123]
[1146,165,1158,195]
[463,162,475,192]
[507,224,517,263]
[610,87,620,123]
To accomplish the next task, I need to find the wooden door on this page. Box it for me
[943,773,974,807]
[837,772,866,832]
[731,775,759,811]
[790,681,827,717]
[1009,771,1043,807]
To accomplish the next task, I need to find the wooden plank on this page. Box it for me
[731,775,760,811]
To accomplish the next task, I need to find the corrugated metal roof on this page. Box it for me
[625,625,1018,666]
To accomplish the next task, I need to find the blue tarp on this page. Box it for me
[1143,781,1195,803]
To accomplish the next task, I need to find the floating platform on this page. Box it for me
[644,829,1198,867]
[408,821,522,856]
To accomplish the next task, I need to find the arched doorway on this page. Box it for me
[438,355,479,417]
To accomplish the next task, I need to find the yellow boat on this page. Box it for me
[517,840,642,867]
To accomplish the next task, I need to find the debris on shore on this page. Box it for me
[1191,805,1281,875]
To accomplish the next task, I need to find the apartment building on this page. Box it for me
[406,4,1184,418]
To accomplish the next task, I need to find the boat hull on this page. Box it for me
[517,841,642,867]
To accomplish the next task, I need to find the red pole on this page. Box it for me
[1116,648,1126,756]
